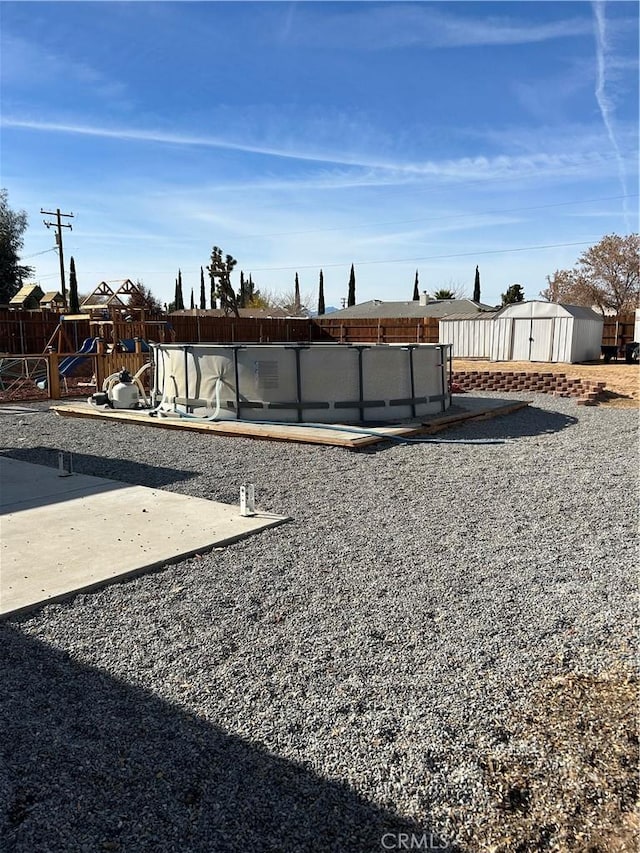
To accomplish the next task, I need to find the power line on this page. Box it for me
[20,247,59,260]
[62,238,602,280]
[246,239,602,273]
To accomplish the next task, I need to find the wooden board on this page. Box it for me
[50,398,530,449]
[50,404,424,448]
[420,399,530,433]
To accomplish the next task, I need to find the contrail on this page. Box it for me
[592,0,631,229]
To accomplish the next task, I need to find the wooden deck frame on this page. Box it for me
[50,398,530,449]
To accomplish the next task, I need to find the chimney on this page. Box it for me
[419,291,429,306]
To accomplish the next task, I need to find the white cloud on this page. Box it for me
[0,33,130,105]
[2,116,622,190]
[592,0,631,229]
[279,4,594,50]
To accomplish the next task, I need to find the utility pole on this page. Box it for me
[41,207,74,305]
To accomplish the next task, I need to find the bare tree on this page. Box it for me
[129,279,163,313]
[275,288,312,315]
[540,234,639,314]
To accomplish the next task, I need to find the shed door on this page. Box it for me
[529,318,554,361]
[511,318,554,361]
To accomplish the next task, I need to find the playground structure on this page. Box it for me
[23,314,154,393]
[0,311,158,400]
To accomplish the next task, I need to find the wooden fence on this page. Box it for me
[601,313,636,352]
[312,316,440,344]
[167,315,326,344]
[0,310,67,354]
[2,308,637,356]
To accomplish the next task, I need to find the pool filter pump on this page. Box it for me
[109,369,140,409]
[90,368,142,409]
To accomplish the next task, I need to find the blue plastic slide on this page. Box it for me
[118,338,150,353]
[35,337,100,389]
[58,336,100,376]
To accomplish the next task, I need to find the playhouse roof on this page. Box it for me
[40,291,65,303]
[9,283,44,306]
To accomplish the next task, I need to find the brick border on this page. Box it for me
[451,370,607,406]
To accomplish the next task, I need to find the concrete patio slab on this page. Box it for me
[0,457,288,619]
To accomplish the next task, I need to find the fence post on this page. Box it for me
[48,352,61,399]
[94,338,105,388]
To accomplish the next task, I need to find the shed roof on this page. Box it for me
[439,311,499,321]
[496,301,603,321]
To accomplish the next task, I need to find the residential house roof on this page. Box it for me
[325,298,496,319]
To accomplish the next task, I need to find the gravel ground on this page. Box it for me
[1,394,638,852]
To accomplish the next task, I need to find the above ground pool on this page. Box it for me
[150,342,452,424]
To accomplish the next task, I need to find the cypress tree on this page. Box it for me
[347,264,356,307]
[294,272,301,313]
[190,288,195,310]
[473,266,481,303]
[200,266,206,309]
[412,270,419,301]
[239,271,246,308]
[176,269,185,310]
[318,269,325,316]
[247,273,256,305]
[69,256,80,313]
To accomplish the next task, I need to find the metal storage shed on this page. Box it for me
[490,301,603,363]
[439,312,498,358]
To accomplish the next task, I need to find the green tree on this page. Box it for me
[433,289,454,300]
[473,265,481,303]
[68,256,80,314]
[318,269,325,316]
[190,287,195,310]
[347,264,356,307]
[0,189,33,303]
[175,269,185,310]
[540,234,639,315]
[244,274,260,307]
[207,246,239,316]
[209,265,217,309]
[412,270,419,301]
[501,284,525,305]
[199,266,206,309]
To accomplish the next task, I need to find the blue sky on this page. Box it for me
[1,1,638,310]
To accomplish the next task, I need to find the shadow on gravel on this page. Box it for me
[0,626,454,853]
[357,407,578,453]
[444,405,579,441]
[0,447,196,488]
